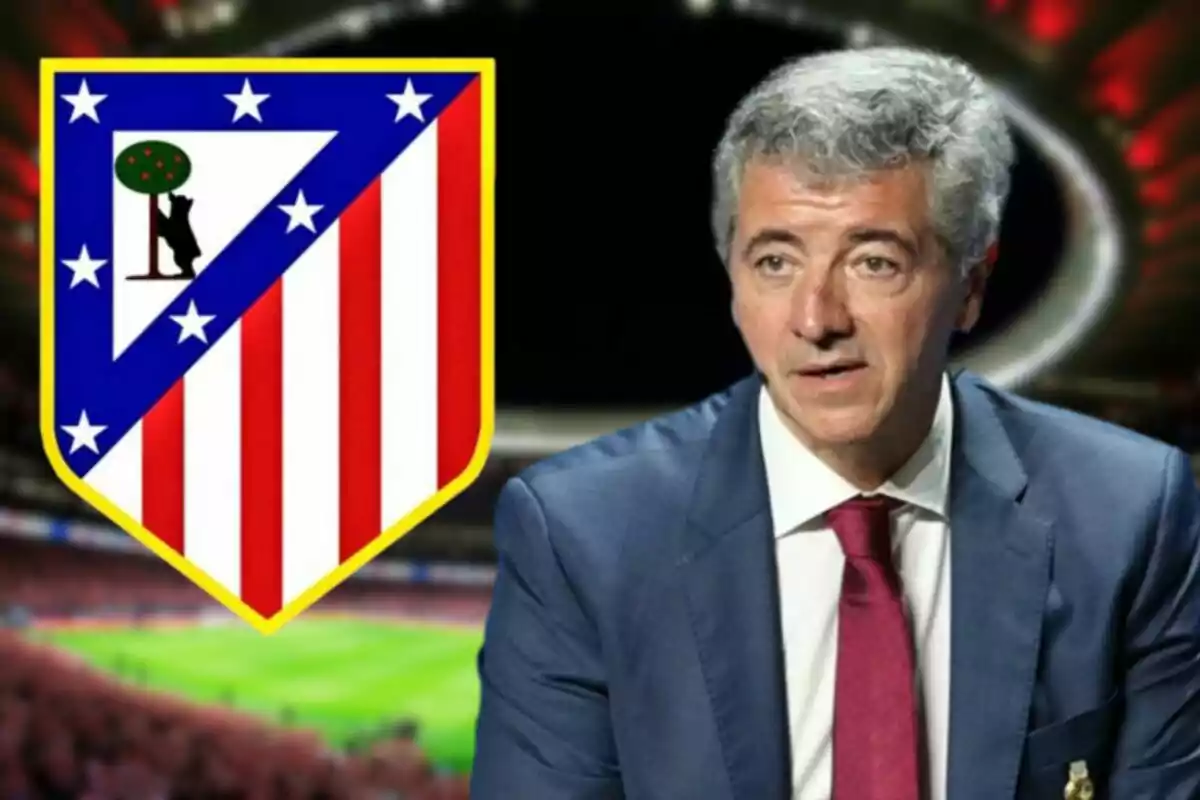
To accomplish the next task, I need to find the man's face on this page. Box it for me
[729,159,988,448]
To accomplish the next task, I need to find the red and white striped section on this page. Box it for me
[85,78,483,619]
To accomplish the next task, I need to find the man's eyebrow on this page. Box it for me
[845,227,920,258]
[741,228,806,260]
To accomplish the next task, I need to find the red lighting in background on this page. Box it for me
[0,141,38,197]
[1142,250,1200,279]
[22,0,127,57]
[0,0,133,301]
[1087,2,1190,122]
[1026,0,1081,45]
[1139,155,1200,209]
[1128,134,1163,171]
[1127,89,1200,173]
[0,60,39,144]
[986,0,1013,13]
[0,190,35,223]
[1090,2,1189,77]
[73,0,129,50]
[1096,78,1140,120]
[1144,220,1168,246]
[1140,178,1173,207]
[36,25,105,58]
[1143,208,1200,248]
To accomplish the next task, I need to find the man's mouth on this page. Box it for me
[796,361,867,378]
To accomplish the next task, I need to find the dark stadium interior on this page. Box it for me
[0,0,1197,798]
[308,7,1066,408]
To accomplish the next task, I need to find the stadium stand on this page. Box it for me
[0,630,471,799]
[0,517,487,799]
[0,535,493,622]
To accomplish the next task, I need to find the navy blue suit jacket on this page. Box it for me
[471,371,1200,799]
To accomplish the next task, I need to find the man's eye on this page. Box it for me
[753,255,788,273]
[856,256,900,276]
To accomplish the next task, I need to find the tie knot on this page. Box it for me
[825,495,899,561]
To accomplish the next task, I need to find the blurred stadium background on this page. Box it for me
[0,0,1198,797]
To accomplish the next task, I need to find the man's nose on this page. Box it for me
[789,269,852,343]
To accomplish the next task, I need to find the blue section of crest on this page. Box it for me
[50,69,478,477]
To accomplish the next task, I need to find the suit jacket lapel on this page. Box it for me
[677,375,792,800]
[673,371,1053,800]
[945,372,1055,800]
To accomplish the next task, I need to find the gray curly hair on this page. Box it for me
[711,46,1016,277]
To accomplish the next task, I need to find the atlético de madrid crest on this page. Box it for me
[39,58,495,633]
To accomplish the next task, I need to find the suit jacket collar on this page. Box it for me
[680,370,1021,547]
[681,374,769,557]
[678,371,1053,800]
[944,370,1053,800]
[678,374,791,800]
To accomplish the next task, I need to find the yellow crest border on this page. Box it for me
[38,57,497,635]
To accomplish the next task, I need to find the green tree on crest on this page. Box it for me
[115,140,199,280]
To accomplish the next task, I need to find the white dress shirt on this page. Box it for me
[758,375,954,800]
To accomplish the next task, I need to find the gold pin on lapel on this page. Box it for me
[1063,760,1094,800]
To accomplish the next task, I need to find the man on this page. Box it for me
[470,46,1200,800]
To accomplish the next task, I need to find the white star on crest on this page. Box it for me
[387,79,433,123]
[61,410,106,455]
[61,79,107,124]
[61,244,107,288]
[225,78,269,122]
[278,189,323,233]
[169,300,215,343]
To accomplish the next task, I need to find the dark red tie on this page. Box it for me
[826,496,921,800]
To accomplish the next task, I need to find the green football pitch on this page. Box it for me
[36,617,484,774]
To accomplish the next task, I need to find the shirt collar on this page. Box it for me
[758,373,955,537]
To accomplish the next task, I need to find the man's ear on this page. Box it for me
[955,252,995,334]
